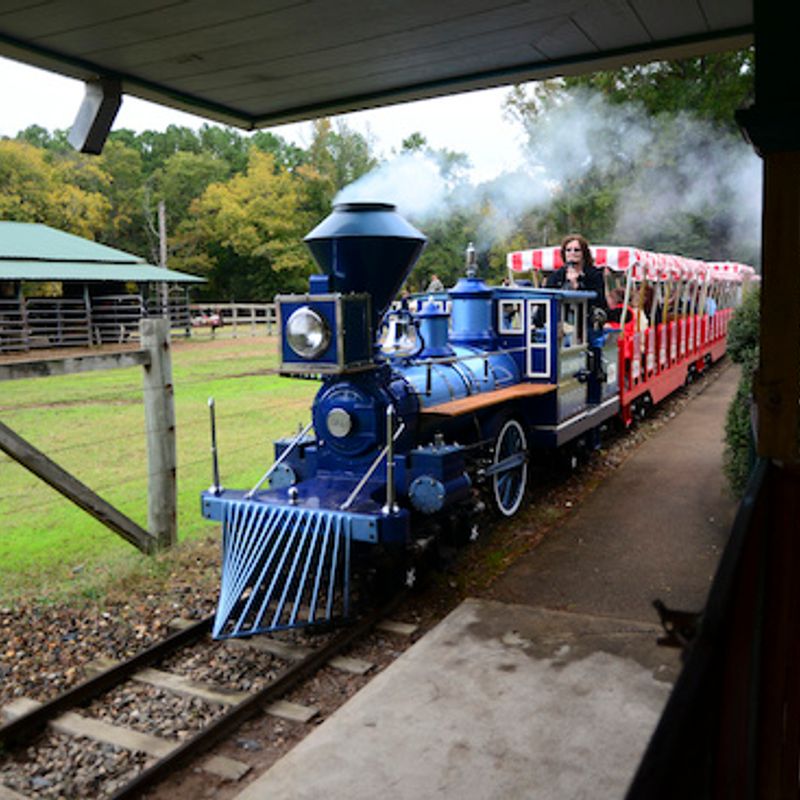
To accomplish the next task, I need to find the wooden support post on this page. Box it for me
[737,0,800,464]
[756,152,800,461]
[725,3,800,794]
[140,318,177,550]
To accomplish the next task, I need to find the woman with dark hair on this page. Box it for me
[545,234,608,312]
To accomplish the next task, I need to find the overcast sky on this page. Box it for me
[0,55,526,182]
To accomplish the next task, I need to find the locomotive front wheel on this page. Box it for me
[492,418,529,517]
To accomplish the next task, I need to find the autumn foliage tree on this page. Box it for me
[174,150,315,299]
[0,139,109,239]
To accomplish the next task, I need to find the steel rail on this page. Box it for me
[109,592,407,800]
[0,616,213,750]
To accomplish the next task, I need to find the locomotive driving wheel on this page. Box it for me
[491,418,529,517]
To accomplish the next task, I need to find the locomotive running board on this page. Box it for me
[213,501,352,639]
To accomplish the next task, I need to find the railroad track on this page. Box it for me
[0,597,415,799]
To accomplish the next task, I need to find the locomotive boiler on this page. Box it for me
[201,202,747,640]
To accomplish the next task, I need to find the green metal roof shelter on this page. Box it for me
[0,222,203,352]
[0,222,203,283]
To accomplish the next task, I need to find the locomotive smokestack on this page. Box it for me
[304,202,427,330]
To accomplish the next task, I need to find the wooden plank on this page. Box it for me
[84,659,246,706]
[203,755,251,781]
[421,382,555,417]
[376,620,418,637]
[133,667,249,706]
[2,698,250,781]
[227,637,373,676]
[133,667,318,722]
[0,350,149,382]
[2,697,173,757]
[87,659,318,722]
[328,655,374,676]
[226,636,305,662]
[0,420,156,554]
[171,618,374,676]
[264,699,318,723]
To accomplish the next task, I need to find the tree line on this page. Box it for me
[0,49,756,301]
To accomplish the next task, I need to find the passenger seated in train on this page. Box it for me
[606,288,650,333]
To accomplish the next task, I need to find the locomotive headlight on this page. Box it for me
[286,307,331,359]
[326,407,352,438]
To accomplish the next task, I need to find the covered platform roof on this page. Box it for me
[0,0,753,130]
[0,222,203,283]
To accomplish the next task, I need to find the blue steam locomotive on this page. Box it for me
[201,202,619,638]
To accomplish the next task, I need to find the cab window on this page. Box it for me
[561,301,586,349]
[498,299,523,334]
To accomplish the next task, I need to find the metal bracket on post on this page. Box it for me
[67,78,122,155]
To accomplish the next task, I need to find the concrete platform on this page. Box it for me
[234,363,739,800]
[236,600,678,800]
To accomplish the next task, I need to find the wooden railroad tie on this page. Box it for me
[168,617,376,675]
[85,657,319,724]
[1,698,250,782]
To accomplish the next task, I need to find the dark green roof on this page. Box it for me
[0,222,203,283]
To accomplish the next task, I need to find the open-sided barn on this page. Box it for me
[0,221,202,351]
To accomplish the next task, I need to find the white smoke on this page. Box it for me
[610,110,762,261]
[335,89,762,266]
[335,152,450,219]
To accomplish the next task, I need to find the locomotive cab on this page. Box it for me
[489,286,620,447]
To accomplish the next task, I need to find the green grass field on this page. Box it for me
[0,335,316,603]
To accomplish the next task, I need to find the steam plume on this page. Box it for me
[335,89,761,266]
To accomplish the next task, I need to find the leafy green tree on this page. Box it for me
[175,150,313,299]
[401,132,427,152]
[298,119,379,222]
[250,131,307,172]
[146,150,231,261]
[196,125,249,173]
[502,49,758,261]
[14,125,71,153]
[724,287,760,495]
[95,140,148,255]
[0,140,109,239]
[410,210,479,291]
[130,125,203,173]
[563,50,755,130]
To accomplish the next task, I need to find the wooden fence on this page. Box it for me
[189,303,277,336]
[0,319,176,554]
[0,291,191,353]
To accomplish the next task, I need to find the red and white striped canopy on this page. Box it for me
[507,246,754,283]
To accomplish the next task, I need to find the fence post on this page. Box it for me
[140,318,177,549]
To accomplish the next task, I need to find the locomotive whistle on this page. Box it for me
[465,242,477,278]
